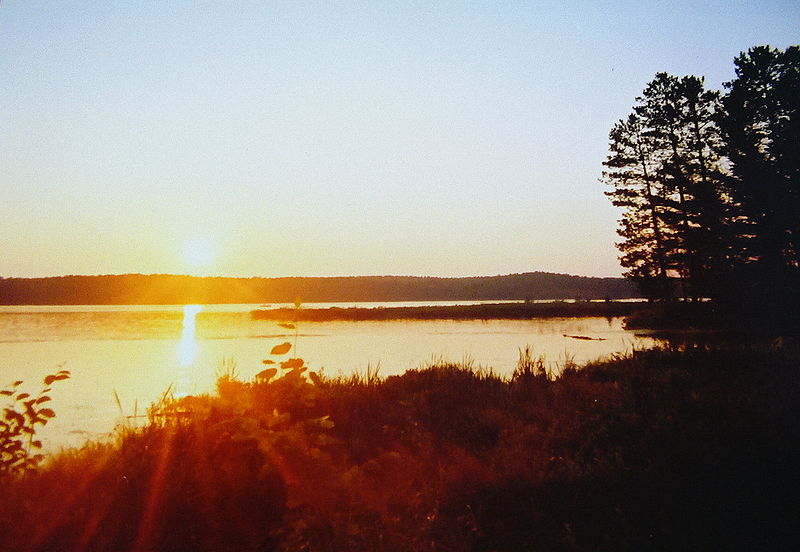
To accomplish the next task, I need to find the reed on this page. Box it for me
[0,344,797,551]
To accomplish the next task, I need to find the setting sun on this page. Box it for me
[182,238,216,270]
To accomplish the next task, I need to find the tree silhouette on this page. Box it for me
[720,45,800,306]
[603,112,673,299]
[605,73,731,300]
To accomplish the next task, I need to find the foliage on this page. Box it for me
[719,45,800,306]
[0,272,639,306]
[604,72,732,300]
[0,345,798,551]
[0,369,70,477]
[605,44,800,309]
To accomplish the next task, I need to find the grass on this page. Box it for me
[0,343,798,551]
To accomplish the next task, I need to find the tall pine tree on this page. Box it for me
[720,45,800,305]
[603,112,675,299]
[605,74,731,299]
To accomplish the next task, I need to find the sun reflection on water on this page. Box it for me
[178,304,201,366]
[175,304,202,398]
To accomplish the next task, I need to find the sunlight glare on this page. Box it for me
[182,238,215,269]
[177,304,201,366]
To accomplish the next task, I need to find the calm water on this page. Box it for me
[0,303,655,453]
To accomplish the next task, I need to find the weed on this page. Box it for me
[2,346,798,551]
[0,368,70,477]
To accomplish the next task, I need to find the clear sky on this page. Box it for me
[2,1,798,278]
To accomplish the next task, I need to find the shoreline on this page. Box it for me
[251,300,645,321]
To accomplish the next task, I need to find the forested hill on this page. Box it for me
[0,272,637,305]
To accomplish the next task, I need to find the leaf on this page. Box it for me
[308,371,322,386]
[31,440,42,449]
[54,374,70,381]
[262,359,275,364]
[270,342,292,355]
[0,390,13,396]
[281,358,304,370]
[16,393,30,400]
[4,409,25,426]
[278,323,296,330]
[12,381,23,387]
[34,396,52,404]
[44,375,57,386]
[38,408,56,419]
[255,368,277,383]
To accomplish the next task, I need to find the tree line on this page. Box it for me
[604,45,799,314]
[0,272,637,305]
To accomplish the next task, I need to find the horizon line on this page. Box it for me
[1,270,627,281]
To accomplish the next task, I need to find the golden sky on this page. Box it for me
[2,1,798,278]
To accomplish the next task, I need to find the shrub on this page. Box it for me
[0,369,70,477]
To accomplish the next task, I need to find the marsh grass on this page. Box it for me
[0,344,798,551]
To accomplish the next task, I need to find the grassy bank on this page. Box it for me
[1,343,798,551]
[251,300,644,321]
[624,301,800,336]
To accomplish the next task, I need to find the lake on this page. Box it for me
[0,303,656,453]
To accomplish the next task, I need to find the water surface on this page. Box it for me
[0,303,655,452]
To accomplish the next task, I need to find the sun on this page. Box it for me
[182,238,216,270]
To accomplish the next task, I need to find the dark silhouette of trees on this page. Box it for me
[720,45,800,307]
[606,45,798,318]
[0,272,638,305]
[603,112,674,299]
[604,73,731,300]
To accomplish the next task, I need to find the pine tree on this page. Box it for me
[721,46,800,282]
[605,73,732,299]
[603,113,674,299]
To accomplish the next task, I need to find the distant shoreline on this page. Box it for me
[250,301,645,321]
[0,272,638,305]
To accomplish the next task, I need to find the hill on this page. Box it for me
[0,272,638,305]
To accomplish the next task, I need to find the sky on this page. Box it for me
[2,1,798,279]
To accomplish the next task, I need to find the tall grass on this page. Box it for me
[0,344,798,551]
